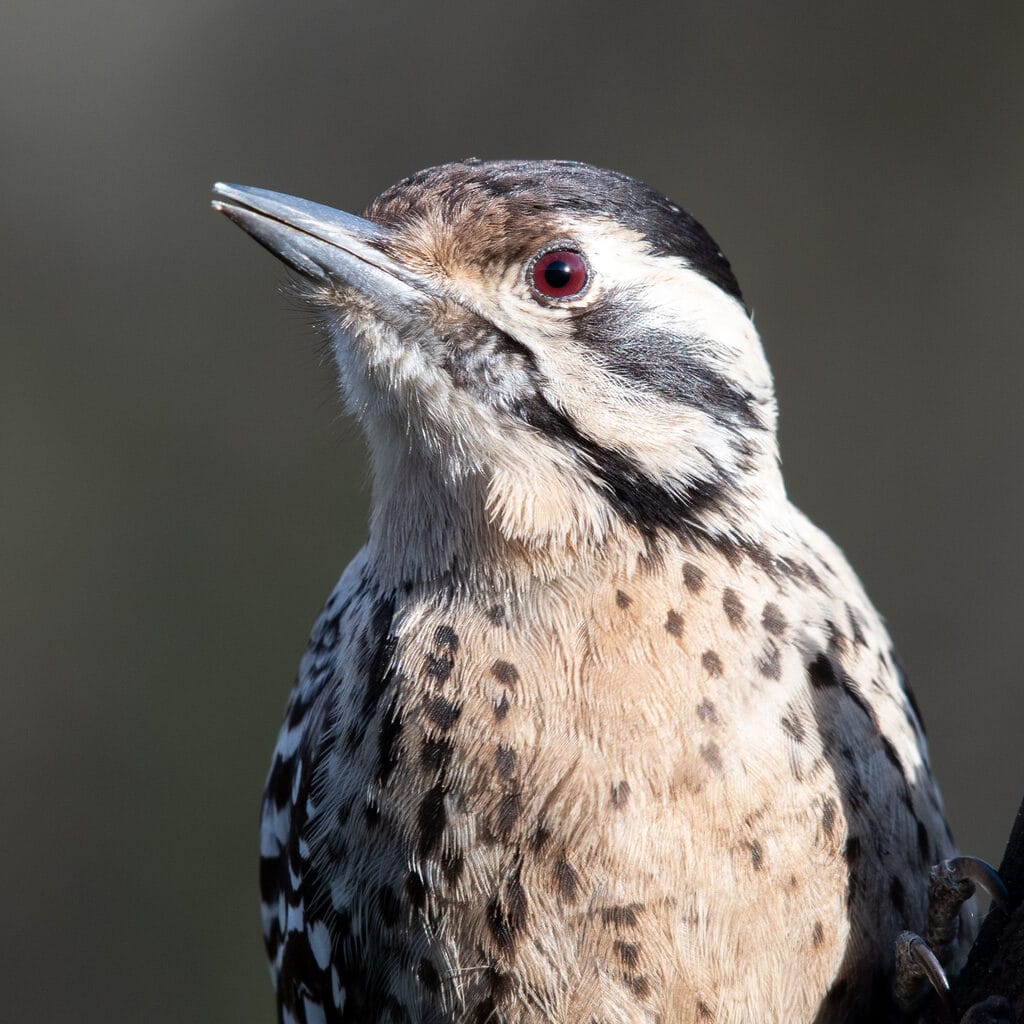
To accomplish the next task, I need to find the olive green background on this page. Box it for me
[3,3,1022,1021]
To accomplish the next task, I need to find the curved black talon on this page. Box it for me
[942,856,1010,913]
[895,930,955,1017]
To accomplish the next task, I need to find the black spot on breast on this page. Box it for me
[406,870,427,910]
[602,903,643,928]
[740,541,776,574]
[758,642,782,680]
[697,698,717,723]
[812,921,825,948]
[553,857,581,902]
[487,604,505,626]
[700,741,722,771]
[761,603,786,636]
[485,967,510,1002]
[799,561,824,588]
[468,970,508,1023]
[424,695,462,731]
[471,997,496,1024]
[822,797,837,839]
[825,619,848,657]
[493,693,511,720]
[614,940,640,969]
[532,823,552,851]
[495,744,516,780]
[748,839,764,870]
[781,712,805,743]
[616,589,632,609]
[442,851,464,884]
[491,660,519,687]
[434,625,459,651]
[808,653,838,688]
[846,604,868,647]
[623,974,651,999]
[697,1000,714,1020]
[487,874,527,952]
[424,652,454,683]
[721,544,744,568]
[683,562,706,593]
[701,650,723,676]
[421,736,454,772]
[496,792,522,838]
[418,784,447,857]
[722,588,744,626]
[664,610,684,636]
[417,958,441,993]
[611,780,631,806]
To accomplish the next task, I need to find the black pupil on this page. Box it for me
[544,258,573,289]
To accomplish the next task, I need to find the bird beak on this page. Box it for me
[211,183,431,307]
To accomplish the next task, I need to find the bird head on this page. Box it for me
[213,160,783,578]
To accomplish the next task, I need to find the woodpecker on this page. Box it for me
[213,161,983,1024]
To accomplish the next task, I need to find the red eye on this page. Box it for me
[531,249,589,299]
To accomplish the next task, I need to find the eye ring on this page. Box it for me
[527,245,591,302]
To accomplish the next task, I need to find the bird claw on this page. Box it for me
[940,856,1010,914]
[895,857,1012,1021]
[925,856,1008,970]
[895,930,953,1015]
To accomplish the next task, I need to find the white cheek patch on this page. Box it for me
[485,433,617,548]
[541,353,743,493]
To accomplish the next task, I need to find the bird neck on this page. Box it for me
[364,439,788,592]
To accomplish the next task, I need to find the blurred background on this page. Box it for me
[2,2,1022,1021]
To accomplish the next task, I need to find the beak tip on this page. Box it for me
[209,181,424,300]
